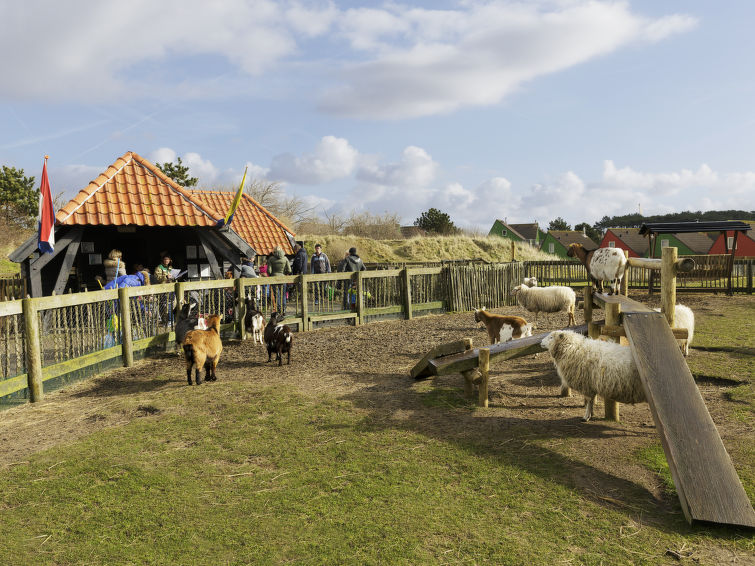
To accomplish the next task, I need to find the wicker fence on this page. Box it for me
[0,276,26,301]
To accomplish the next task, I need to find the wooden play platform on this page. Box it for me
[413,280,755,527]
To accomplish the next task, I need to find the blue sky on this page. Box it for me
[1,0,754,230]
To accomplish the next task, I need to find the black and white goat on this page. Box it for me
[264,312,292,366]
[175,299,205,350]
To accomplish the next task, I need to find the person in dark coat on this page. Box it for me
[338,247,366,309]
[267,246,291,311]
[310,243,332,305]
[291,244,308,276]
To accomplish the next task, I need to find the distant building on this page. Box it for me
[708,221,755,257]
[540,230,596,258]
[648,232,714,256]
[599,228,649,257]
[488,220,546,247]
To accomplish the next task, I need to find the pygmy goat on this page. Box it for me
[264,312,292,366]
[244,297,265,345]
[183,314,223,385]
[474,307,532,344]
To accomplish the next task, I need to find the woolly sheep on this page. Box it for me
[542,330,645,422]
[653,304,695,356]
[522,277,538,287]
[511,284,576,328]
[567,244,627,295]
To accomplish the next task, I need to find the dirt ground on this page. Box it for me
[1,293,753,543]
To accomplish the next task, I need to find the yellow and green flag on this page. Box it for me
[216,166,247,227]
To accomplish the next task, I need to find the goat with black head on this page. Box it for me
[264,312,292,366]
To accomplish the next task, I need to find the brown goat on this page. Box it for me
[182,314,222,385]
[474,307,533,344]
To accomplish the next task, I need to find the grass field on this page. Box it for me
[0,294,752,565]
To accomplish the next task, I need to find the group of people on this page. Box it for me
[99,249,177,289]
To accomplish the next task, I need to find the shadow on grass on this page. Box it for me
[336,368,752,538]
[693,345,755,356]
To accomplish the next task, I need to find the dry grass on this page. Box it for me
[297,234,557,264]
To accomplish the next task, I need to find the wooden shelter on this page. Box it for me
[10,152,296,297]
[639,221,751,294]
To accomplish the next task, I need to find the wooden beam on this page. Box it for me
[600,324,688,340]
[196,230,222,279]
[52,230,82,295]
[215,225,255,257]
[411,338,473,379]
[627,256,694,273]
[203,229,243,271]
[624,311,755,527]
[429,323,590,376]
[30,227,82,272]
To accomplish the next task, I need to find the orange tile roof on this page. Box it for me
[55,151,294,255]
[56,151,219,227]
[190,190,295,256]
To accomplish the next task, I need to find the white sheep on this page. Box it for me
[511,285,576,328]
[522,277,538,287]
[567,244,627,295]
[653,304,695,356]
[542,330,645,421]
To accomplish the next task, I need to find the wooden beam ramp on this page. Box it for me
[411,323,589,379]
[623,311,755,528]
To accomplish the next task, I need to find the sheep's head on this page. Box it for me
[510,285,522,297]
[523,277,538,287]
[542,330,581,355]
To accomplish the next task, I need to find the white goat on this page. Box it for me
[542,330,645,422]
[522,277,538,287]
[653,304,695,356]
[511,285,576,328]
[474,307,532,344]
[567,244,627,295]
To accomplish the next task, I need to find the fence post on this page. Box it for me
[119,287,134,367]
[235,277,246,339]
[621,250,630,296]
[479,348,490,408]
[604,303,621,421]
[300,274,309,331]
[22,297,43,402]
[661,247,677,328]
[747,260,753,295]
[402,267,412,320]
[355,271,364,326]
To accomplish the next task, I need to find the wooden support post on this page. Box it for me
[604,302,621,421]
[22,298,43,402]
[119,287,133,367]
[583,286,593,325]
[402,268,412,320]
[356,271,365,326]
[748,260,753,295]
[300,274,309,332]
[661,246,677,328]
[621,250,629,296]
[235,277,246,339]
[478,348,490,408]
[511,240,516,261]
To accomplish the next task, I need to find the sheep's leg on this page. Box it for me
[582,395,596,422]
[594,279,604,294]
[559,377,571,397]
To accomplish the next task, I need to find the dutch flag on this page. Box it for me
[37,156,55,254]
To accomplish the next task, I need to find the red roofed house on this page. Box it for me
[708,222,755,257]
[11,152,295,297]
[599,228,649,257]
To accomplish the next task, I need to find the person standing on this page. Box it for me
[338,247,366,309]
[153,253,175,284]
[310,243,331,305]
[290,243,308,307]
[267,245,291,312]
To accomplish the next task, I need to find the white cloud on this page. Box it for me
[183,152,219,184]
[357,145,437,187]
[320,2,698,119]
[150,147,177,165]
[268,135,358,184]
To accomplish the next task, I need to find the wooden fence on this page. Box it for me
[0,276,26,300]
[1,255,752,406]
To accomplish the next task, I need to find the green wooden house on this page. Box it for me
[539,230,597,258]
[488,220,546,247]
[649,232,713,257]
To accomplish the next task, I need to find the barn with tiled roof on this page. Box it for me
[11,152,295,297]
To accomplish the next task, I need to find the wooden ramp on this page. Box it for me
[623,311,755,528]
[428,323,589,377]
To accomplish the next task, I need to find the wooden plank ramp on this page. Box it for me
[623,311,755,528]
[429,323,589,376]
